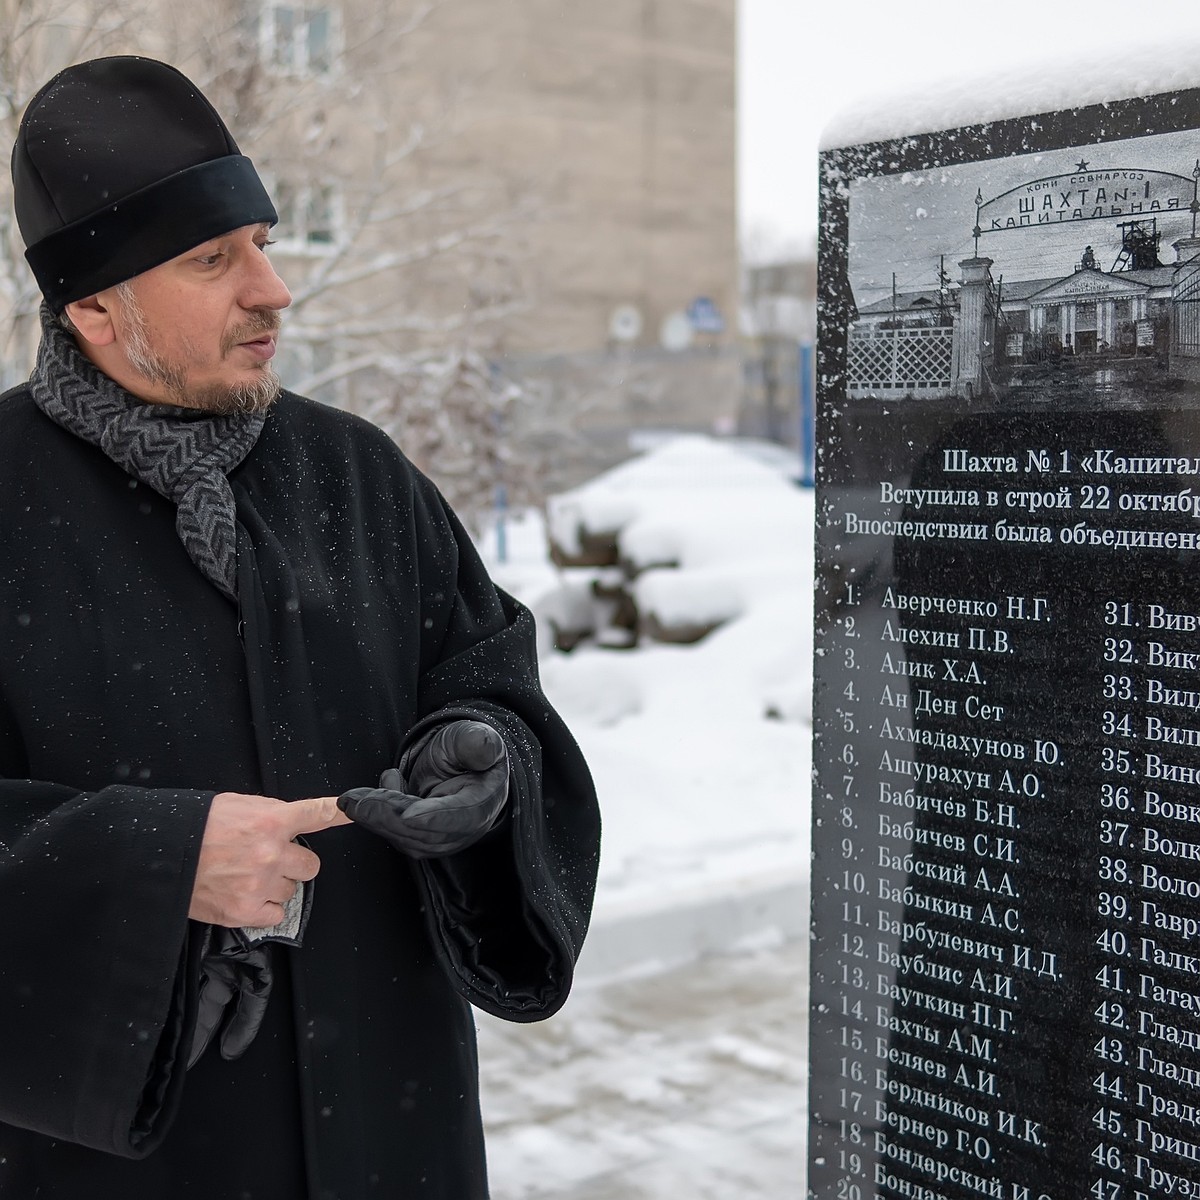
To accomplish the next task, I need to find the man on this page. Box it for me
[0,56,600,1198]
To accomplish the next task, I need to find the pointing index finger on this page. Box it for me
[287,795,353,834]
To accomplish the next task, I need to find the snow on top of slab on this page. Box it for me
[822,39,1200,151]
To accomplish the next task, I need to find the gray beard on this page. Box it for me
[124,330,282,415]
[154,363,281,416]
[119,284,282,415]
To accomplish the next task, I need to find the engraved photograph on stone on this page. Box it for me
[846,133,1200,409]
[811,88,1200,1200]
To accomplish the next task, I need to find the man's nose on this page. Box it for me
[242,249,292,313]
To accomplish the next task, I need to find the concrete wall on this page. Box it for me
[405,0,738,358]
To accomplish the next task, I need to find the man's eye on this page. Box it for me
[195,253,222,267]
[259,239,277,251]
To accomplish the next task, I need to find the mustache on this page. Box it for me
[223,309,282,354]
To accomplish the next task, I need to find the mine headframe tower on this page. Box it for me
[1112,218,1163,271]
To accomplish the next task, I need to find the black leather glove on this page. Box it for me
[188,929,273,1068]
[337,720,509,858]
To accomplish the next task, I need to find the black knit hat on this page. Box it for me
[12,56,277,311]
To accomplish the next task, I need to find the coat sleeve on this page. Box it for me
[0,728,212,1157]
[405,482,601,1023]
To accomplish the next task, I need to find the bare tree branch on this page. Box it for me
[0,0,596,519]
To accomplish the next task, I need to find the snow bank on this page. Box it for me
[479,437,812,962]
[550,434,801,568]
[632,568,744,628]
[546,435,805,638]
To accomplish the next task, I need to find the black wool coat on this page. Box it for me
[0,388,601,1199]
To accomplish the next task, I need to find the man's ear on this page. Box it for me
[63,292,117,347]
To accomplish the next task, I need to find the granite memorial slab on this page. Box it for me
[811,82,1200,1200]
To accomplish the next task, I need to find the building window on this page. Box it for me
[260,5,337,76]
[272,180,341,253]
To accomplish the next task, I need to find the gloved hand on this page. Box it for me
[188,928,273,1068]
[337,720,509,858]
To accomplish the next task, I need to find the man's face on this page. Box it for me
[107,223,292,414]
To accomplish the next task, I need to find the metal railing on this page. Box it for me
[846,325,954,396]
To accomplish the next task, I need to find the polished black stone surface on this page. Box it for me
[811,90,1200,1200]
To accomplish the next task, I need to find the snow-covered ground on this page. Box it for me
[477,435,813,972]
[477,938,806,1199]
[474,435,811,1197]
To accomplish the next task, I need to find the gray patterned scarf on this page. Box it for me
[28,304,265,602]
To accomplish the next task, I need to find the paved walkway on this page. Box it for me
[477,937,808,1199]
